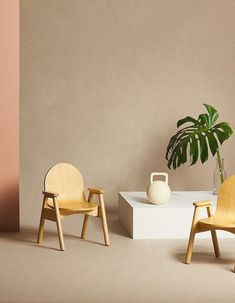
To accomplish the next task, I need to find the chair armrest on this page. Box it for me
[42,191,59,198]
[193,200,212,207]
[88,187,104,195]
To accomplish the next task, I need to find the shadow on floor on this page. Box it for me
[0,226,62,250]
[173,250,235,265]
[177,252,235,273]
[0,211,130,250]
[107,211,130,238]
[0,225,107,250]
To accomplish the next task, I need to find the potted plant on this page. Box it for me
[166,104,233,193]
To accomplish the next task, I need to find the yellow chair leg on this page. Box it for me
[37,217,45,244]
[185,206,200,264]
[185,229,196,264]
[207,206,220,257]
[81,214,89,239]
[99,194,110,246]
[210,230,220,257]
[55,217,65,251]
[81,192,94,239]
[54,197,65,251]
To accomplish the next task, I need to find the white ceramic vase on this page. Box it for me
[147,172,171,205]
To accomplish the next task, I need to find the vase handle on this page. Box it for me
[150,173,168,184]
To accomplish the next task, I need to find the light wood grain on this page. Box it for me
[99,193,110,246]
[81,191,94,239]
[185,175,235,265]
[42,191,59,198]
[185,205,200,264]
[193,201,212,207]
[47,200,98,214]
[37,163,110,250]
[53,197,65,251]
[88,187,104,194]
[81,214,89,239]
[45,163,85,203]
[207,205,220,258]
[41,208,58,221]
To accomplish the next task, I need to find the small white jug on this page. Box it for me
[147,172,171,205]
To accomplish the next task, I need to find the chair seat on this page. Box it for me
[199,216,235,229]
[48,200,98,214]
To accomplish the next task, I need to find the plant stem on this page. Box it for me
[216,149,224,183]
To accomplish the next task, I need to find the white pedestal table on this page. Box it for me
[118,191,234,239]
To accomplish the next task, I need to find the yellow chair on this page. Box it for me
[37,163,110,250]
[185,175,235,265]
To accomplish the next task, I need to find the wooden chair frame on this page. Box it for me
[185,200,235,267]
[37,187,110,251]
[185,176,235,271]
[185,201,220,264]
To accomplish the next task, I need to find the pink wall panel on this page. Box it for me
[0,0,19,231]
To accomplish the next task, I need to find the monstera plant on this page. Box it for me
[166,104,233,183]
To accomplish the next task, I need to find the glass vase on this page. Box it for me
[213,158,226,195]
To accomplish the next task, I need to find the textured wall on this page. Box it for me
[0,0,19,231]
[20,0,235,225]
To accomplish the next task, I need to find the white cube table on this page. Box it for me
[118,191,233,239]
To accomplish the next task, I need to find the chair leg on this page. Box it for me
[185,206,200,264]
[53,197,65,251]
[185,229,196,264]
[207,206,220,257]
[81,192,93,239]
[81,214,89,239]
[99,194,110,246]
[210,230,220,257]
[55,216,65,251]
[37,217,45,244]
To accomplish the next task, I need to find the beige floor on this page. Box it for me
[0,212,235,303]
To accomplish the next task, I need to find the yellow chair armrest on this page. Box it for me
[42,191,59,198]
[88,187,104,195]
[193,200,212,207]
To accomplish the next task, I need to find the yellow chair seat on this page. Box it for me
[199,216,235,229]
[48,200,98,214]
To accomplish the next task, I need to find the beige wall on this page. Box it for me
[20,0,235,224]
[0,0,19,231]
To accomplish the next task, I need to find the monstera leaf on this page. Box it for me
[166,104,233,170]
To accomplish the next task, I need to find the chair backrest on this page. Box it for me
[44,163,85,202]
[216,175,235,218]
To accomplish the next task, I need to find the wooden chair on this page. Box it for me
[185,175,235,266]
[37,163,110,250]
